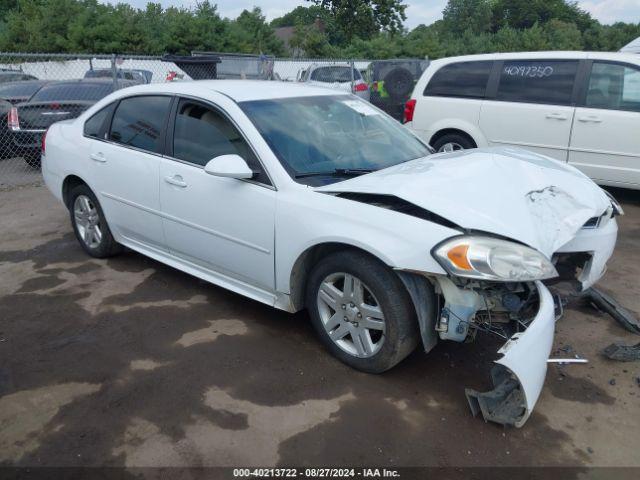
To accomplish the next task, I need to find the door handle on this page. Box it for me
[164,175,187,188]
[546,113,568,120]
[578,116,603,123]
[90,152,106,163]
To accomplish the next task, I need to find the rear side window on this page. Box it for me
[496,60,578,106]
[84,102,116,139]
[109,96,172,154]
[171,98,270,185]
[585,62,640,112]
[424,61,492,98]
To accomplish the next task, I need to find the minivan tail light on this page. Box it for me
[8,107,19,131]
[353,82,368,92]
[403,99,417,123]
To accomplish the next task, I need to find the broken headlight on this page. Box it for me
[433,236,558,282]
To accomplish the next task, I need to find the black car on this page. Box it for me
[0,80,50,105]
[9,79,137,167]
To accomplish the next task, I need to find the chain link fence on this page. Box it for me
[0,52,427,190]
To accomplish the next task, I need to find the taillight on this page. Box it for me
[8,107,19,131]
[403,99,417,123]
[353,82,368,92]
[41,128,48,155]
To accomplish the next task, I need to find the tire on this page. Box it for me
[305,250,419,373]
[383,67,414,101]
[69,184,122,258]
[431,133,476,153]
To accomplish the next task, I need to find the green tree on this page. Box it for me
[308,0,407,42]
[442,0,492,35]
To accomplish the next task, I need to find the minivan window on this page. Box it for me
[84,102,116,139]
[424,61,493,98]
[496,60,578,106]
[172,99,270,185]
[585,62,640,112]
[109,95,172,154]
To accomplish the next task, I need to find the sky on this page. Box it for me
[113,1,640,29]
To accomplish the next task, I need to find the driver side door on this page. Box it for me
[159,96,276,294]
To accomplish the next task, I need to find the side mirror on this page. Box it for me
[204,154,254,180]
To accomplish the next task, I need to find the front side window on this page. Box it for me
[585,62,640,112]
[240,95,431,186]
[172,99,269,184]
[424,61,493,99]
[84,102,116,138]
[496,60,578,105]
[109,95,172,153]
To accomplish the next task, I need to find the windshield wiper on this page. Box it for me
[295,168,374,179]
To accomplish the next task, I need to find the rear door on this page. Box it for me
[479,59,580,161]
[569,60,640,187]
[88,94,173,251]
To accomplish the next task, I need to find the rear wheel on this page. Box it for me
[69,184,122,258]
[306,250,419,373]
[432,133,476,153]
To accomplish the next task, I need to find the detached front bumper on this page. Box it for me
[466,281,556,427]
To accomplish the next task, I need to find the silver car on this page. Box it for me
[300,64,370,101]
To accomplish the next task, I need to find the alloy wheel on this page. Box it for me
[74,195,102,249]
[316,272,386,358]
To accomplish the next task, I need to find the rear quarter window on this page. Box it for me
[84,102,116,139]
[424,61,493,98]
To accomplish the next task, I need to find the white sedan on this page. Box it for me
[41,80,620,427]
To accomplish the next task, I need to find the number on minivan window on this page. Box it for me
[496,60,578,106]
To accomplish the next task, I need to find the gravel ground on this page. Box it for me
[0,184,639,473]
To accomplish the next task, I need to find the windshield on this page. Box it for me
[31,82,113,102]
[240,95,430,185]
[310,66,361,83]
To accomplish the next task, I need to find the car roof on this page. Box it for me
[114,80,348,102]
[429,51,640,65]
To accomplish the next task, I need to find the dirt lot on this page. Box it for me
[1,184,639,472]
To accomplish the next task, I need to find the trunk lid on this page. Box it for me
[15,101,92,130]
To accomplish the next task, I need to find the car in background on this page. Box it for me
[366,59,428,122]
[84,68,151,84]
[1,82,50,159]
[299,64,370,101]
[8,79,137,167]
[0,70,37,83]
[405,51,640,189]
[0,80,50,104]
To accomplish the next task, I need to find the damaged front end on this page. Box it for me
[432,277,556,427]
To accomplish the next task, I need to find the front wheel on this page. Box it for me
[306,250,419,373]
[432,133,475,153]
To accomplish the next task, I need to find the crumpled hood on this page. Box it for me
[316,147,611,257]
